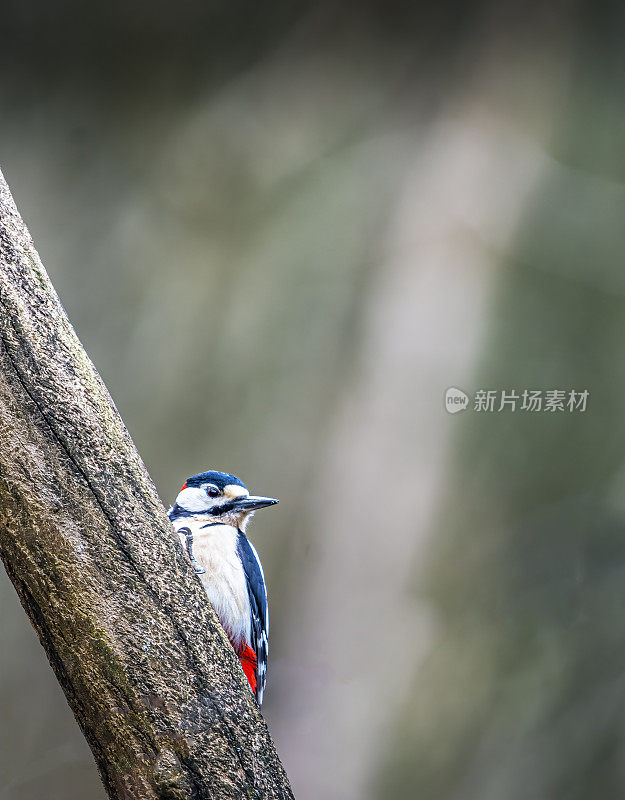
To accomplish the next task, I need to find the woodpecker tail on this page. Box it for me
[235,642,258,698]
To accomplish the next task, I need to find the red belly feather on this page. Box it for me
[232,640,257,696]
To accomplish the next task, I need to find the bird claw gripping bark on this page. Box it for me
[179,527,206,574]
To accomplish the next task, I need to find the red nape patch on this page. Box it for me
[237,644,258,695]
[180,482,187,491]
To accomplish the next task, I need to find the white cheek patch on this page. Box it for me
[176,487,210,512]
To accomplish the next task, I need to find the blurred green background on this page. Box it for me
[1,1,625,798]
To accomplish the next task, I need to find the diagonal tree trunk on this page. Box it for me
[0,168,294,800]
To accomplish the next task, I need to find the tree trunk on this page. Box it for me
[0,169,294,800]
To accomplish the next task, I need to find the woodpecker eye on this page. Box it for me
[205,485,220,498]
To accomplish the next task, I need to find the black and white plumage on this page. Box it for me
[168,470,276,705]
[236,531,269,698]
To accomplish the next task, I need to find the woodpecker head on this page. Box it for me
[169,470,278,531]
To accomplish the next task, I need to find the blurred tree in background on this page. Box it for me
[1,2,624,799]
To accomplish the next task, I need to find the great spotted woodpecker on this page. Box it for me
[168,470,277,705]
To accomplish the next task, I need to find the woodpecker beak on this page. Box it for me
[233,496,278,511]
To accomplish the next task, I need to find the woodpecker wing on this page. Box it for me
[236,531,268,705]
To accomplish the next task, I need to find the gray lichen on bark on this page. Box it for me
[0,168,294,800]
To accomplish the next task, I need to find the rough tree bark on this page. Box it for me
[0,169,294,800]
